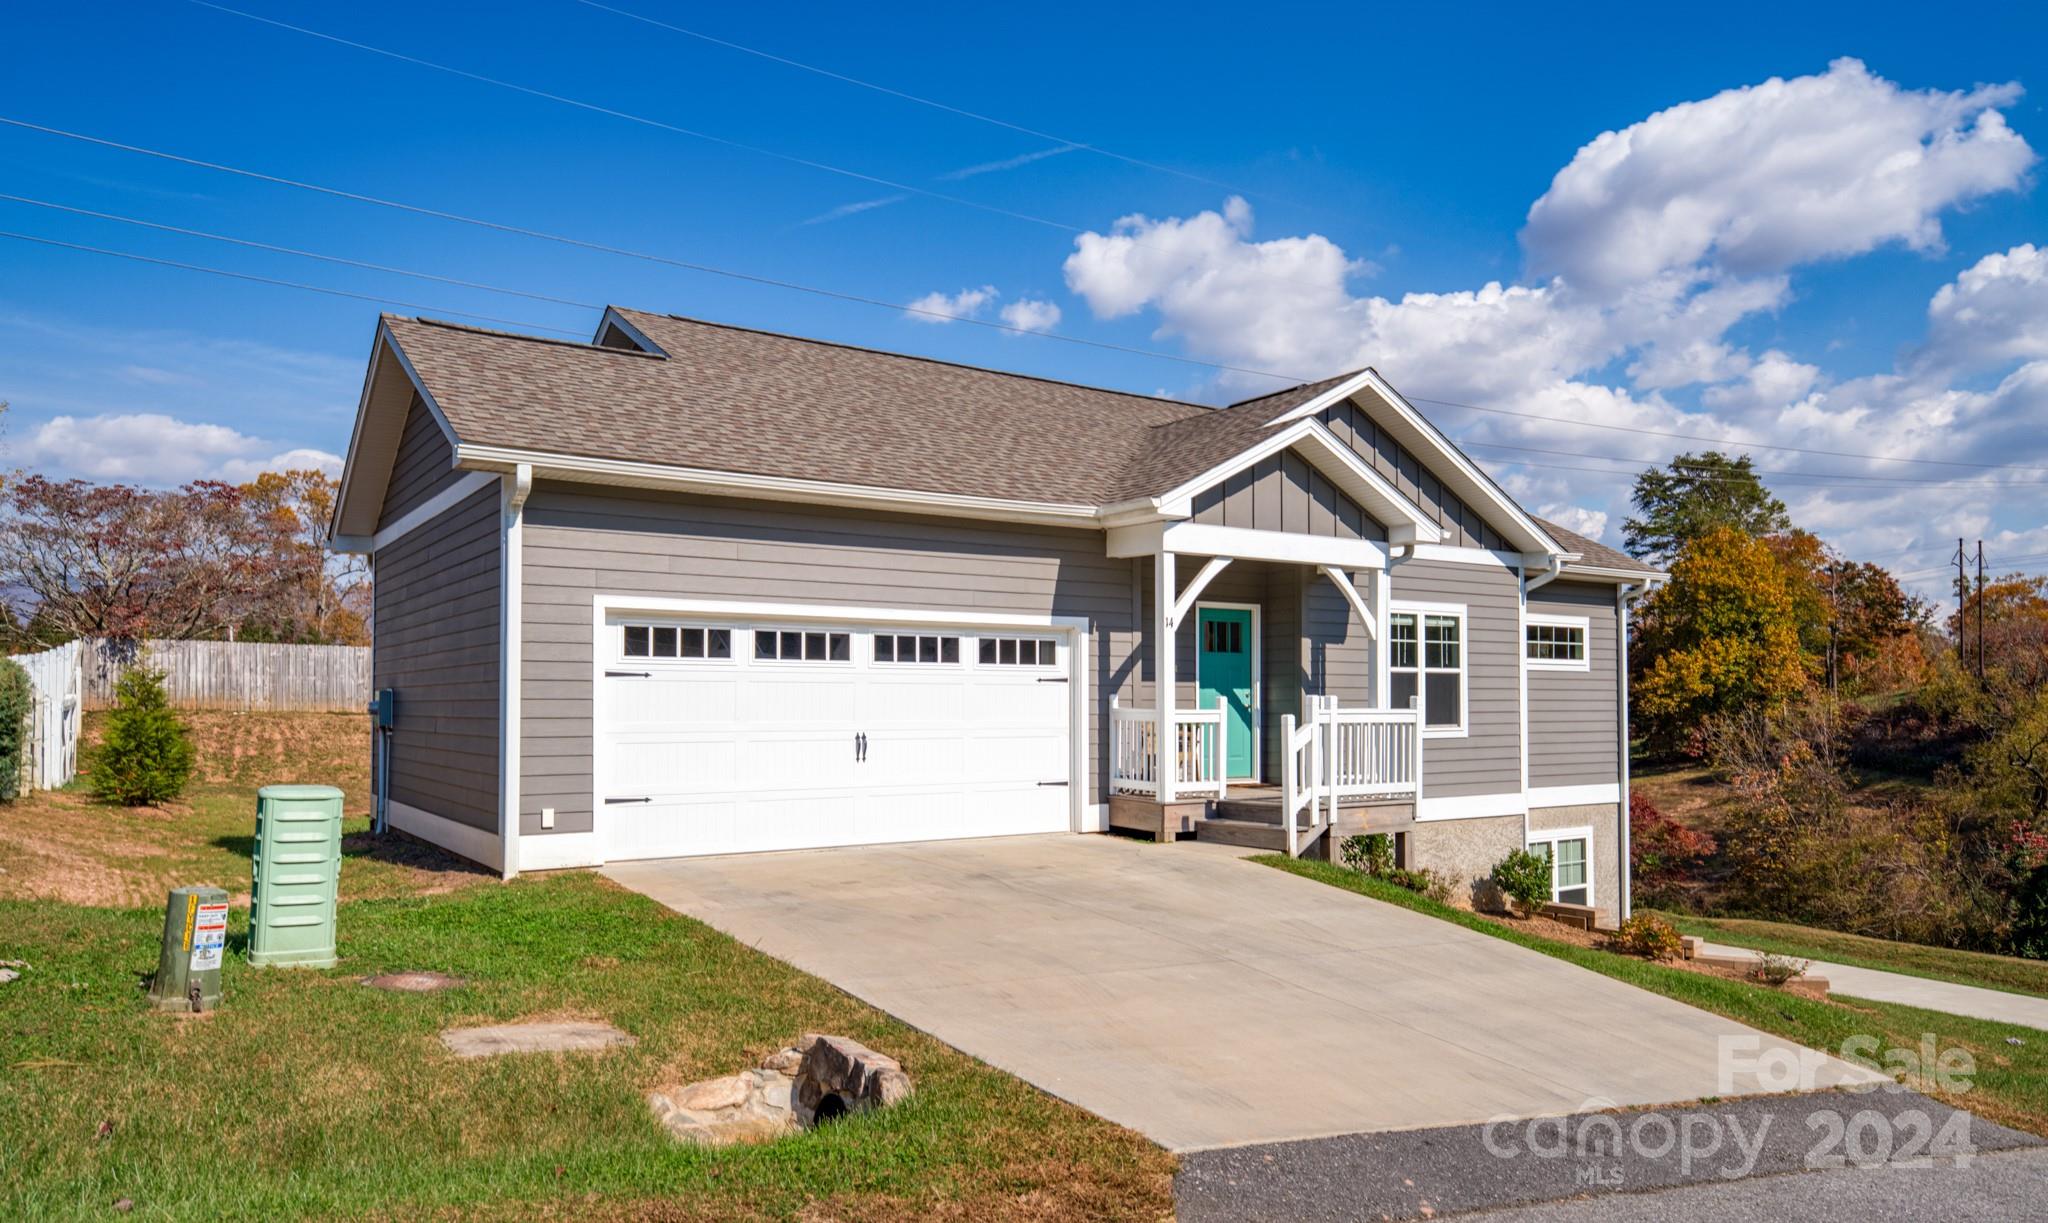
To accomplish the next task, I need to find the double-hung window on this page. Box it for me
[1388,604,1465,734]
[1527,831,1593,906]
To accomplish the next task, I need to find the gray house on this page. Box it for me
[331,308,1664,924]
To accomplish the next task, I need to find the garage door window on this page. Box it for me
[980,636,1059,666]
[754,628,851,662]
[622,622,732,660]
[874,633,961,665]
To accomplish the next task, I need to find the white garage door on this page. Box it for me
[597,614,1074,860]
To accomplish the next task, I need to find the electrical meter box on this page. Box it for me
[249,784,344,969]
[370,688,395,728]
[149,885,229,1012]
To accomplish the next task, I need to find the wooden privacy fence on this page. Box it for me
[10,640,83,791]
[81,639,370,713]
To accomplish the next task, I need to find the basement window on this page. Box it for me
[1527,831,1593,907]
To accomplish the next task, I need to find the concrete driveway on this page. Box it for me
[607,835,1881,1151]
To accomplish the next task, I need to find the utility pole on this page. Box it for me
[1825,561,1839,698]
[1954,538,1968,669]
[1976,540,1986,685]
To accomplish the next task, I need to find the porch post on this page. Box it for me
[1155,549,1177,804]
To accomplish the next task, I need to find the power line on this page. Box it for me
[1459,440,2048,490]
[0,228,583,334]
[0,115,1296,380]
[187,0,1139,245]
[0,192,604,312]
[1413,393,2048,475]
[570,0,1276,203]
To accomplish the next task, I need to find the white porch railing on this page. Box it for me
[1279,697,1423,856]
[1111,700,1228,798]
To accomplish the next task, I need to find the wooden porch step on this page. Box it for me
[1192,816,1329,855]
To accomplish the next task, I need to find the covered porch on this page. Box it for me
[1103,525,1425,857]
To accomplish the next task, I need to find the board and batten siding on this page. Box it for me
[378,394,465,531]
[1527,580,1621,789]
[518,484,1140,837]
[1189,451,1388,540]
[1319,399,1512,551]
[1387,557,1522,802]
[372,481,502,831]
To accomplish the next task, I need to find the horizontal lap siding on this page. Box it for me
[378,394,464,530]
[372,483,502,831]
[1528,581,1621,788]
[520,485,1138,836]
[1389,558,1521,800]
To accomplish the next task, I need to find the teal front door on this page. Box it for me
[1196,607,1256,779]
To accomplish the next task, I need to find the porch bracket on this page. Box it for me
[1318,564,1377,639]
[1170,556,1234,627]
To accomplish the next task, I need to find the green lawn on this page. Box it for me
[1255,856,2048,1139]
[1651,912,2048,1000]
[0,714,1171,1220]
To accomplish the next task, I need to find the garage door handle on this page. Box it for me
[606,670,651,678]
[1037,780,1069,787]
[856,732,867,762]
[604,796,651,804]
[1037,677,1068,684]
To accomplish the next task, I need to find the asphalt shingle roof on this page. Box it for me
[1535,517,1661,573]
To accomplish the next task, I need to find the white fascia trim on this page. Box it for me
[1273,371,1563,557]
[331,324,390,544]
[457,444,1101,529]
[1528,783,1621,808]
[1562,564,1670,583]
[594,307,669,355]
[1259,369,1382,430]
[332,321,466,542]
[387,799,503,871]
[515,830,603,870]
[335,470,500,555]
[1152,417,1444,544]
[1417,791,1528,821]
[1152,522,1392,569]
[1405,543,1525,571]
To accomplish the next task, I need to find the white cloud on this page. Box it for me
[1522,58,2033,294]
[998,298,1062,333]
[1539,504,1609,541]
[905,285,997,323]
[1052,60,2044,600]
[6,413,341,486]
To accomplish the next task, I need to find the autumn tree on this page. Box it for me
[238,469,367,644]
[1633,526,1810,750]
[1623,452,1790,568]
[1767,529,1923,693]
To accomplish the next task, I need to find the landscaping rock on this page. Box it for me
[650,1034,913,1147]
[0,960,25,985]
[440,1020,635,1059]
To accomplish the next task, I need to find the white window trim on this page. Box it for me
[1525,612,1591,672]
[1527,826,1595,908]
[1194,601,1263,780]
[612,617,741,667]
[1388,599,1467,739]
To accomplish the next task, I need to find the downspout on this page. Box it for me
[1616,581,1642,922]
[499,463,533,881]
[1525,553,1564,593]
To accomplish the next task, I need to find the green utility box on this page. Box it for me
[149,885,229,1012]
[249,784,344,969]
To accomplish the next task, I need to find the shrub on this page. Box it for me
[1384,866,1454,905]
[2013,866,2048,961]
[1340,833,1396,877]
[90,667,195,806]
[1750,951,1810,986]
[1610,913,1684,961]
[0,659,28,802]
[1491,848,1553,916]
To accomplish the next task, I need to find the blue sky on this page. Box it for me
[3,1,2046,596]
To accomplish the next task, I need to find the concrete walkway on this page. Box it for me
[609,835,1883,1151]
[1699,941,2048,1032]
